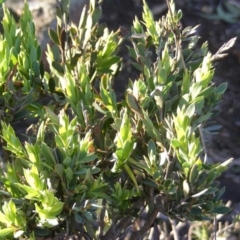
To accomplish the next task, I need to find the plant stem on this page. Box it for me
[169,218,180,240]
[101,216,132,240]
[129,206,159,240]
[99,199,106,237]
[129,194,164,240]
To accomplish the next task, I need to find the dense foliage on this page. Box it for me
[0,0,235,239]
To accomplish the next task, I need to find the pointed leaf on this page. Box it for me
[48,29,60,45]
[126,93,142,116]
[0,228,14,238]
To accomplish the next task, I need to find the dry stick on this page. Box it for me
[169,221,190,238]
[216,223,234,236]
[130,193,165,239]
[187,222,202,240]
[101,215,121,239]
[100,199,143,240]
[163,220,169,239]
[82,231,92,240]
[103,198,145,240]
[129,206,159,240]
[101,215,132,240]
[169,218,180,240]
[199,125,208,163]
[65,219,69,237]
[213,215,217,240]
[99,199,106,238]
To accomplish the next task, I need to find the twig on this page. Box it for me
[213,214,217,240]
[199,125,208,163]
[163,220,169,239]
[101,198,145,240]
[129,194,164,240]
[65,219,69,237]
[129,206,159,240]
[99,199,106,237]
[187,222,203,240]
[82,231,92,240]
[101,216,132,240]
[169,218,180,240]
[169,221,190,238]
[216,223,234,236]
[148,222,160,240]
[101,214,120,239]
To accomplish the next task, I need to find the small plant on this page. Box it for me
[0,0,235,239]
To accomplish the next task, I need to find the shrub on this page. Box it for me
[0,0,235,239]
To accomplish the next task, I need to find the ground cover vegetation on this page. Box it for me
[0,0,236,239]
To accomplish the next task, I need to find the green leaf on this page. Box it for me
[74,212,84,224]
[8,200,16,215]
[189,163,199,183]
[54,164,64,176]
[202,201,214,211]
[191,206,202,215]
[52,61,64,74]
[45,107,59,125]
[92,6,102,25]
[217,158,233,168]
[213,206,230,214]
[74,167,100,176]
[127,46,137,60]
[141,112,162,143]
[25,143,41,164]
[132,62,142,71]
[48,77,56,93]
[142,0,158,41]
[85,219,96,239]
[196,113,212,124]
[49,29,60,45]
[0,228,14,238]
[126,93,142,116]
[206,169,216,184]
[60,29,66,50]
[63,157,72,166]
[142,180,158,188]
[33,228,49,237]
[84,211,93,221]
[40,60,45,77]
[15,184,40,199]
[0,211,11,225]
[30,46,37,63]
[186,103,195,118]
[171,139,181,148]
[65,167,73,181]
[41,142,56,166]
[79,5,87,29]
[152,88,164,118]
[96,56,121,73]
[147,139,157,167]
[213,187,225,201]
[195,170,207,186]
[48,202,64,216]
[79,154,97,164]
